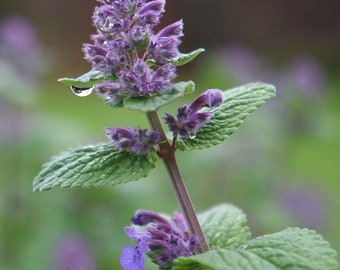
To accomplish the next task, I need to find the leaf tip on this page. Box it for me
[32,184,45,192]
[266,83,276,95]
[57,77,67,84]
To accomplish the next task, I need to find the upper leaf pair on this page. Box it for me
[33,83,275,191]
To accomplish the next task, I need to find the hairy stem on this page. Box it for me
[146,111,209,253]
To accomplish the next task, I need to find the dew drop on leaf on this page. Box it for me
[70,85,94,97]
[189,133,196,139]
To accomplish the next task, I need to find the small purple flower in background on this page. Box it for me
[82,0,183,100]
[286,56,324,95]
[219,44,325,98]
[165,89,223,138]
[53,236,96,270]
[106,127,161,154]
[0,16,44,143]
[220,44,272,84]
[0,15,42,82]
[280,187,326,230]
[120,210,200,270]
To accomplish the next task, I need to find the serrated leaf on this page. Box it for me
[123,81,195,112]
[33,143,157,191]
[242,228,339,270]
[177,82,276,151]
[147,48,205,67]
[198,204,251,250]
[174,249,277,270]
[174,228,339,270]
[58,69,107,88]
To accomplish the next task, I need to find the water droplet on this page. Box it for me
[104,17,114,30]
[70,85,94,97]
[189,133,196,139]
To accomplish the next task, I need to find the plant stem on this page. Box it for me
[146,111,209,253]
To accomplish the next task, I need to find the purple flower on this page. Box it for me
[280,187,326,229]
[287,56,324,95]
[120,240,149,270]
[120,210,200,270]
[0,16,39,57]
[94,81,123,106]
[220,44,267,84]
[118,60,176,96]
[82,0,182,101]
[149,20,184,64]
[106,127,161,154]
[53,236,96,270]
[165,89,223,138]
[0,15,42,82]
[136,0,165,26]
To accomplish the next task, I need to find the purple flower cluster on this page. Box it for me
[83,0,183,105]
[53,236,96,270]
[106,127,161,154]
[0,16,42,83]
[120,210,200,270]
[165,89,223,138]
[280,187,326,230]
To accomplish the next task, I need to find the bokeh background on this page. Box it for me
[1,0,339,269]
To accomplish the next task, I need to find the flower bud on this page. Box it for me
[165,89,224,138]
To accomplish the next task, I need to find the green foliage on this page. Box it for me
[123,81,195,112]
[176,82,276,151]
[147,48,205,67]
[58,69,107,88]
[198,204,251,250]
[33,143,157,191]
[173,205,339,270]
[171,49,205,66]
[243,228,339,270]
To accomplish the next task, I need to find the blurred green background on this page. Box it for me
[1,0,339,269]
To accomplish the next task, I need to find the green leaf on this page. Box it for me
[176,82,276,151]
[58,69,107,88]
[172,48,205,66]
[174,249,277,270]
[242,228,339,270]
[174,228,339,270]
[198,204,251,250]
[147,48,205,67]
[123,81,195,112]
[33,143,157,191]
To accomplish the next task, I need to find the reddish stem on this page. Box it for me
[146,111,209,253]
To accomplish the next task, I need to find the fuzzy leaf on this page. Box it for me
[174,249,277,270]
[242,228,339,270]
[174,228,339,270]
[123,81,195,112]
[198,204,251,250]
[58,69,106,88]
[176,82,276,151]
[33,143,157,191]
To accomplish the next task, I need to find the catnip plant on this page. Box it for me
[34,1,339,269]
